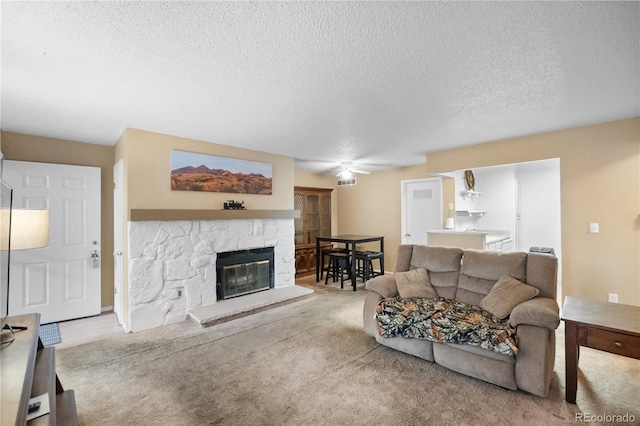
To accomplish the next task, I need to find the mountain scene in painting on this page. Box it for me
[171,165,272,194]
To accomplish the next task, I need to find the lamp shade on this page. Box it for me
[0,208,49,250]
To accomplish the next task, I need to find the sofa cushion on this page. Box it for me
[365,275,398,299]
[409,246,463,299]
[509,297,560,329]
[394,268,437,299]
[525,253,558,300]
[409,245,464,272]
[456,250,528,306]
[394,244,415,272]
[426,272,459,300]
[480,275,539,319]
[438,341,515,363]
[433,343,517,390]
[375,334,435,362]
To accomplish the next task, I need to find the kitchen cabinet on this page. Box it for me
[426,230,511,252]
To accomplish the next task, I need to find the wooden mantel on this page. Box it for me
[129,209,300,221]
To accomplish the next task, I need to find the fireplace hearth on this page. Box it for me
[216,247,275,300]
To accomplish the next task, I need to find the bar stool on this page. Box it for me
[324,252,351,288]
[320,246,348,280]
[354,251,384,281]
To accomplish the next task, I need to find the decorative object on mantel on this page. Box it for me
[170,150,272,195]
[129,209,299,221]
[464,170,476,191]
[223,200,246,210]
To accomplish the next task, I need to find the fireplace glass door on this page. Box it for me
[221,260,270,299]
[216,247,275,300]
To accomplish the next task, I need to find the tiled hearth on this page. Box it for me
[127,218,307,332]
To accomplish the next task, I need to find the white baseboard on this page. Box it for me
[101,305,114,313]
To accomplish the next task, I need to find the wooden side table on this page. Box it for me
[1,314,78,425]
[561,296,640,404]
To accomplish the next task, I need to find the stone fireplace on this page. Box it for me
[127,216,295,332]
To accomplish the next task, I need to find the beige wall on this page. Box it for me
[293,170,339,235]
[336,118,639,306]
[122,128,294,212]
[3,117,638,312]
[1,131,116,308]
[337,164,429,273]
[115,128,295,329]
[442,177,455,227]
[425,117,640,305]
[1,127,298,317]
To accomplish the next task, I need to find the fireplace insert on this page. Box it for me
[216,247,275,300]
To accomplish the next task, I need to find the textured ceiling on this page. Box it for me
[1,1,639,174]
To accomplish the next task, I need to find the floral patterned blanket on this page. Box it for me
[375,296,518,355]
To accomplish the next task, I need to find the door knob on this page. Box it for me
[113,251,123,256]
[91,250,100,268]
[404,234,411,237]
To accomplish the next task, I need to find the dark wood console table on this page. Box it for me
[1,313,77,425]
[561,296,640,404]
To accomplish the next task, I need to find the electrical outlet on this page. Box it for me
[608,293,618,303]
[178,289,182,297]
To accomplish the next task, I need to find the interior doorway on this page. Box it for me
[401,178,442,245]
[441,159,562,303]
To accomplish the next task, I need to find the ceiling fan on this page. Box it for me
[335,162,370,179]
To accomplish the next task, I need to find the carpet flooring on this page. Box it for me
[56,282,640,425]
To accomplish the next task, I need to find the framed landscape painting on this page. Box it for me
[170,150,272,195]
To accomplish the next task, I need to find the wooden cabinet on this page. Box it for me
[294,187,332,276]
[1,314,77,425]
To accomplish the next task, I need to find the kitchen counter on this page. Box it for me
[426,229,511,251]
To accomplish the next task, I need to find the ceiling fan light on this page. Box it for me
[340,169,352,179]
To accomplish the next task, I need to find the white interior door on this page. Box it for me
[113,160,124,326]
[401,178,442,245]
[4,160,101,324]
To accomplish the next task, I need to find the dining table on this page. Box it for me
[315,234,384,291]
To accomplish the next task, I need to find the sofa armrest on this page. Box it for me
[509,297,560,330]
[365,274,398,298]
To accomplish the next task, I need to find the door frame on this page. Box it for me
[401,177,442,245]
[113,160,125,327]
